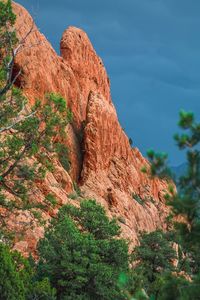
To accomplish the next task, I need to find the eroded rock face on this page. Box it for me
[60,27,111,109]
[3,2,171,256]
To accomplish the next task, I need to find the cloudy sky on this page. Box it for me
[17,0,200,165]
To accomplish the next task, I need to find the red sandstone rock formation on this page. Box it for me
[0,2,171,256]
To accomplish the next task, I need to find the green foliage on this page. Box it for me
[131,230,176,298]
[0,89,71,208]
[37,199,130,299]
[55,142,71,171]
[73,181,82,197]
[1,2,200,299]
[158,273,190,300]
[132,193,156,206]
[0,1,72,212]
[146,149,170,178]
[174,110,199,149]
[27,278,56,300]
[68,182,83,200]
[68,192,78,199]
[141,111,200,298]
[45,193,57,207]
[30,209,46,226]
[0,1,17,63]
[0,243,25,299]
[150,111,200,272]
[0,242,55,300]
[132,193,145,205]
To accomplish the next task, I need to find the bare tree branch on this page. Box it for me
[2,143,30,179]
[0,110,36,134]
[17,20,35,46]
[0,21,38,97]
[0,179,21,197]
[16,40,44,55]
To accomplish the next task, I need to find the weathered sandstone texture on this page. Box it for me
[1,2,171,256]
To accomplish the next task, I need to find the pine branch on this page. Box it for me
[0,110,36,133]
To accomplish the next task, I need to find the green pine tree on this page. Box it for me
[0,243,25,299]
[37,199,130,300]
[0,241,56,300]
[131,230,176,299]
[144,110,200,298]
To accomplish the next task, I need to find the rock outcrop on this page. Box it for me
[0,2,171,256]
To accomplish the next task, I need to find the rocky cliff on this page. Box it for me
[1,2,170,256]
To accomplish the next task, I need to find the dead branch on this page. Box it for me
[0,110,36,134]
[0,20,39,97]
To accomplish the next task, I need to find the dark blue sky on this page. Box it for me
[16,0,200,165]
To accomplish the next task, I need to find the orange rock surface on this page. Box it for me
[1,2,171,256]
